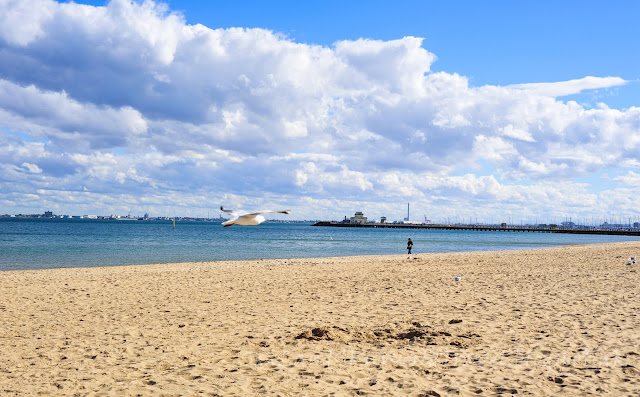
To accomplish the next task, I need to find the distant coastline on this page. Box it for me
[0,212,317,223]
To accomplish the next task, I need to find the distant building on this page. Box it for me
[350,211,367,224]
[600,222,628,229]
[380,216,387,223]
[43,211,53,218]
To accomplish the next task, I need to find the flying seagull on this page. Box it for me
[220,206,291,227]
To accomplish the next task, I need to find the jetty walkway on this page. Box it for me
[311,222,640,236]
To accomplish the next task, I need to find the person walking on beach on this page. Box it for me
[407,238,413,259]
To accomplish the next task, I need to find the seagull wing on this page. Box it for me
[246,209,291,216]
[220,206,248,216]
[220,207,249,227]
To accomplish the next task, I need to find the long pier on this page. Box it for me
[311,222,640,236]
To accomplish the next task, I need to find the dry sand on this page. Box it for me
[1,241,639,396]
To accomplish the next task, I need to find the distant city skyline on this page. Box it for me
[5,209,640,230]
[0,0,639,223]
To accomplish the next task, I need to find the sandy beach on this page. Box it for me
[1,241,639,396]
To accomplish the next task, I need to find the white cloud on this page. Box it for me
[0,0,638,221]
[20,162,42,174]
[473,135,518,163]
[615,171,640,187]
[500,125,535,142]
[282,119,308,138]
[0,79,148,150]
[508,76,627,97]
[334,37,436,96]
[0,0,55,46]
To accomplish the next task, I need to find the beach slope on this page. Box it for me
[1,242,639,395]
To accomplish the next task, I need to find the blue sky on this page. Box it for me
[169,0,640,108]
[0,0,639,223]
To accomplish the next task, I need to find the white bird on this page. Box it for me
[220,206,291,227]
[454,275,461,282]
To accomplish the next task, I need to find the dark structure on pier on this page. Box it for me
[311,222,640,236]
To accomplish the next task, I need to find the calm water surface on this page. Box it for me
[1,218,638,271]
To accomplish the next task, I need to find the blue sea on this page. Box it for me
[1,218,638,271]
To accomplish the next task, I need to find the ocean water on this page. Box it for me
[1,218,638,271]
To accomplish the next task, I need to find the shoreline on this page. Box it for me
[4,239,639,274]
[2,241,639,395]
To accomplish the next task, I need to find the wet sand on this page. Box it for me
[1,241,639,396]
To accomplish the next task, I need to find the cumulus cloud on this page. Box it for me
[615,171,640,187]
[500,125,535,142]
[0,0,638,221]
[0,0,55,46]
[0,79,148,150]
